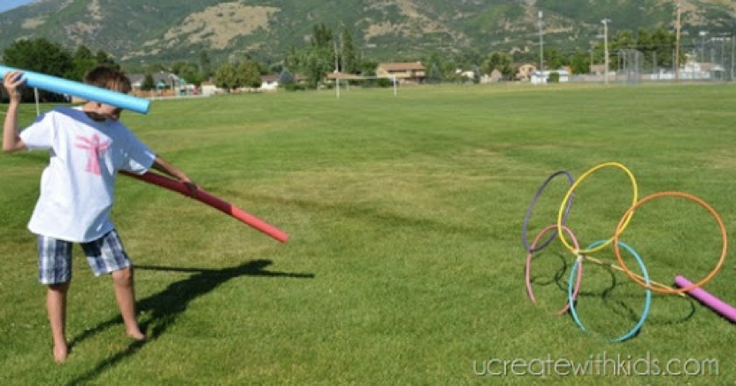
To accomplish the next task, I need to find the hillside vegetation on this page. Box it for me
[0,0,734,65]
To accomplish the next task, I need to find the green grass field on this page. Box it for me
[1,83,734,385]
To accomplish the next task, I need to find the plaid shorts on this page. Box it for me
[37,229,132,285]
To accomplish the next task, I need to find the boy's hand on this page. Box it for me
[3,71,25,102]
[181,178,199,198]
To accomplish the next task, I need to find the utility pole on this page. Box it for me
[333,39,340,98]
[538,11,544,82]
[731,35,735,81]
[675,2,681,83]
[602,19,611,85]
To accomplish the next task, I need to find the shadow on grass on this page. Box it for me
[65,259,313,385]
[236,193,490,238]
[527,253,697,336]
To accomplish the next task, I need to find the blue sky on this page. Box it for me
[0,0,34,14]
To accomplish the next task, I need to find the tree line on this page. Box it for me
[1,24,683,98]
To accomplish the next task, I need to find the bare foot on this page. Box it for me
[127,329,146,341]
[53,343,68,363]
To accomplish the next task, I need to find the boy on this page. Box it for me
[2,66,197,363]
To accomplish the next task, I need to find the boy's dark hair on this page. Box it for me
[84,66,131,94]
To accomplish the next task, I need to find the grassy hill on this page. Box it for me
[0,0,734,65]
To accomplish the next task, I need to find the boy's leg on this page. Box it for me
[47,282,70,362]
[37,235,73,363]
[111,267,145,340]
[82,229,145,341]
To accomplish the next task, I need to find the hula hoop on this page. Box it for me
[522,170,575,253]
[557,162,638,254]
[525,224,582,315]
[568,240,652,342]
[613,191,727,294]
[582,254,684,297]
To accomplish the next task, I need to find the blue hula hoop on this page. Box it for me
[567,240,652,342]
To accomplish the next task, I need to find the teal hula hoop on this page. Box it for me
[567,240,652,342]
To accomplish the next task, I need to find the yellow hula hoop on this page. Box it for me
[613,191,728,294]
[582,254,685,297]
[557,162,638,254]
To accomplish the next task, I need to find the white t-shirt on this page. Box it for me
[20,106,156,243]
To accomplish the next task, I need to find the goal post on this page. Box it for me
[327,72,398,98]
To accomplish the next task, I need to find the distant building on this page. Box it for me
[260,74,280,91]
[514,63,537,81]
[376,62,426,84]
[129,72,182,91]
[531,70,570,84]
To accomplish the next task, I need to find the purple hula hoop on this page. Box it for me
[522,170,575,253]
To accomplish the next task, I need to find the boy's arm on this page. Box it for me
[150,155,198,195]
[2,71,26,153]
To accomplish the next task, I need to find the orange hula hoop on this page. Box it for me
[613,191,727,294]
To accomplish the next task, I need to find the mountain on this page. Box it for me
[0,0,34,14]
[0,0,734,65]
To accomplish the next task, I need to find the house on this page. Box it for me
[456,69,476,79]
[590,64,606,76]
[129,71,182,91]
[531,70,570,84]
[375,62,426,84]
[199,80,219,96]
[128,71,188,97]
[260,74,280,91]
[258,72,308,91]
[325,72,366,81]
[514,63,537,81]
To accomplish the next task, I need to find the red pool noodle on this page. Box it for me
[674,275,735,323]
[121,171,288,243]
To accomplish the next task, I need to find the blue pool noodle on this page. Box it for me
[0,65,150,114]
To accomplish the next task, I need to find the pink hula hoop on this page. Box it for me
[526,224,582,315]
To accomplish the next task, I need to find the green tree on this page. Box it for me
[472,65,482,84]
[237,60,262,89]
[214,59,262,91]
[170,61,189,75]
[141,72,156,91]
[2,38,74,101]
[482,52,513,79]
[199,50,212,79]
[71,45,96,81]
[568,49,590,74]
[427,63,442,83]
[609,30,636,70]
[214,62,238,92]
[300,47,333,88]
[171,61,203,86]
[542,48,566,70]
[310,23,333,49]
[94,50,119,69]
[455,49,483,72]
[278,68,294,85]
[340,26,359,73]
[2,38,74,78]
[650,27,677,69]
[286,24,338,88]
[359,59,378,77]
[424,52,452,81]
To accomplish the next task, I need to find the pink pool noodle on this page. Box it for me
[121,171,289,243]
[674,275,735,322]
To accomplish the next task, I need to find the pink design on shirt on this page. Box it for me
[75,134,111,175]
